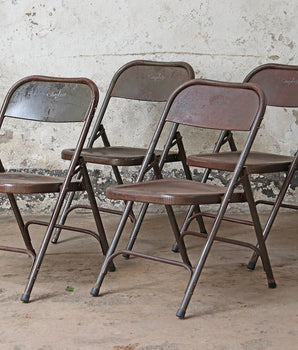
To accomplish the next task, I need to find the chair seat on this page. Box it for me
[106,178,246,205]
[187,151,294,174]
[0,172,83,194]
[62,146,179,166]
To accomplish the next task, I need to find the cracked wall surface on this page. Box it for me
[0,0,297,213]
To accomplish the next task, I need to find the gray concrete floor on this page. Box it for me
[0,210,297,349]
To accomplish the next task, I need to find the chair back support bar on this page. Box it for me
[244,63,298,107]
[110,60,194,102]
[2,76,96,123]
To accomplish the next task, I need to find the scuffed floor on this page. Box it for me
[0,211,297,349]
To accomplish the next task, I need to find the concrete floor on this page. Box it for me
[0,210,297,349]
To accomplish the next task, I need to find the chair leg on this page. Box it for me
[171,204,207,252]
[91,201,134,296]
[165,205,191,267]
[80,163,115,271]
[123,202,149,259]
[248,154,298,270]
[21,192,68,302]
[176,208,225,318]
[51,191,76,243]
[242,175,276,287]
[7,193,35,256]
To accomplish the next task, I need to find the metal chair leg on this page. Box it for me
[248,152,298,270]
[91,201,134,296]
[242,175,276,287]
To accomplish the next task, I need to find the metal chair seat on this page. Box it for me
[0,172,82,194]
[62,146,179,166]
[187,151,294,174]
[107,178,246,205]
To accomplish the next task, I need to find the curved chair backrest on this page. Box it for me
[165,80,265,131]
[136,79,266,184]
[244,63,298,108]
[1,76,98,123]
[109,60,195,102]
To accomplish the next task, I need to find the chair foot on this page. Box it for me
[122,253,130,259]
[176,308,186,319]
[247,261,256,270]
[108,263,116,272]
[268,281,277,289]
[171,244,179,253]
[21,294,30,303]
[90,287,100,297]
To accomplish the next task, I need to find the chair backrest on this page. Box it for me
[136,79,266,183]
[165,80,265,131]
[244,63,298,108]
[0,76,98,124]
[110,60,195,102]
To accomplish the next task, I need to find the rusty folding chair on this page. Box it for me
[0,75,112,302]
[51,60,195,244]
[90,78,276,318]
[185,64,298,270]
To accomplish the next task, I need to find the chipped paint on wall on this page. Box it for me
[0,0,297,213]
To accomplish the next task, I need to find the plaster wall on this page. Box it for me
[0,0,297,213]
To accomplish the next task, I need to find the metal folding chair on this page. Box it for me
[90,78,276,318]
[52,60,195,244]
[0,75,112,302]
[186,64,298,269]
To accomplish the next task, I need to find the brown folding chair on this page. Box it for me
[52,60,195,244]
[186,64,298,269]
[0,75,112,302]
[90,78,276,318]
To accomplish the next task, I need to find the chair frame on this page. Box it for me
[52,60,196,244]
[181,64,298,269]
[90,78,275,318]
[0,75,112,302]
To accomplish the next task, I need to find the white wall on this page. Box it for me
[0,0,297,212]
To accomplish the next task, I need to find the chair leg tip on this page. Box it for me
[172,244,179,253]
[21,294,30,303]
[268,281,277,289]
[90,287,99,297]
[247,261,256,270]
[176,309,186,319]
[108,263,116,272]
[122,253,130,259]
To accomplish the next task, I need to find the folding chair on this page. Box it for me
[90,79,276,318]
[52,60,195,244]
[0,75,112,302]
[186,64,298,269]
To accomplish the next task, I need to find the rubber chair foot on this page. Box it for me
[171,244,179,253]
[122,253,130,259]
[108,263,116,272]
[247,261,256,270]
[268,281,277,289]
[90,287,100,297]
[21,294,30,303]
[176,308,186,319]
